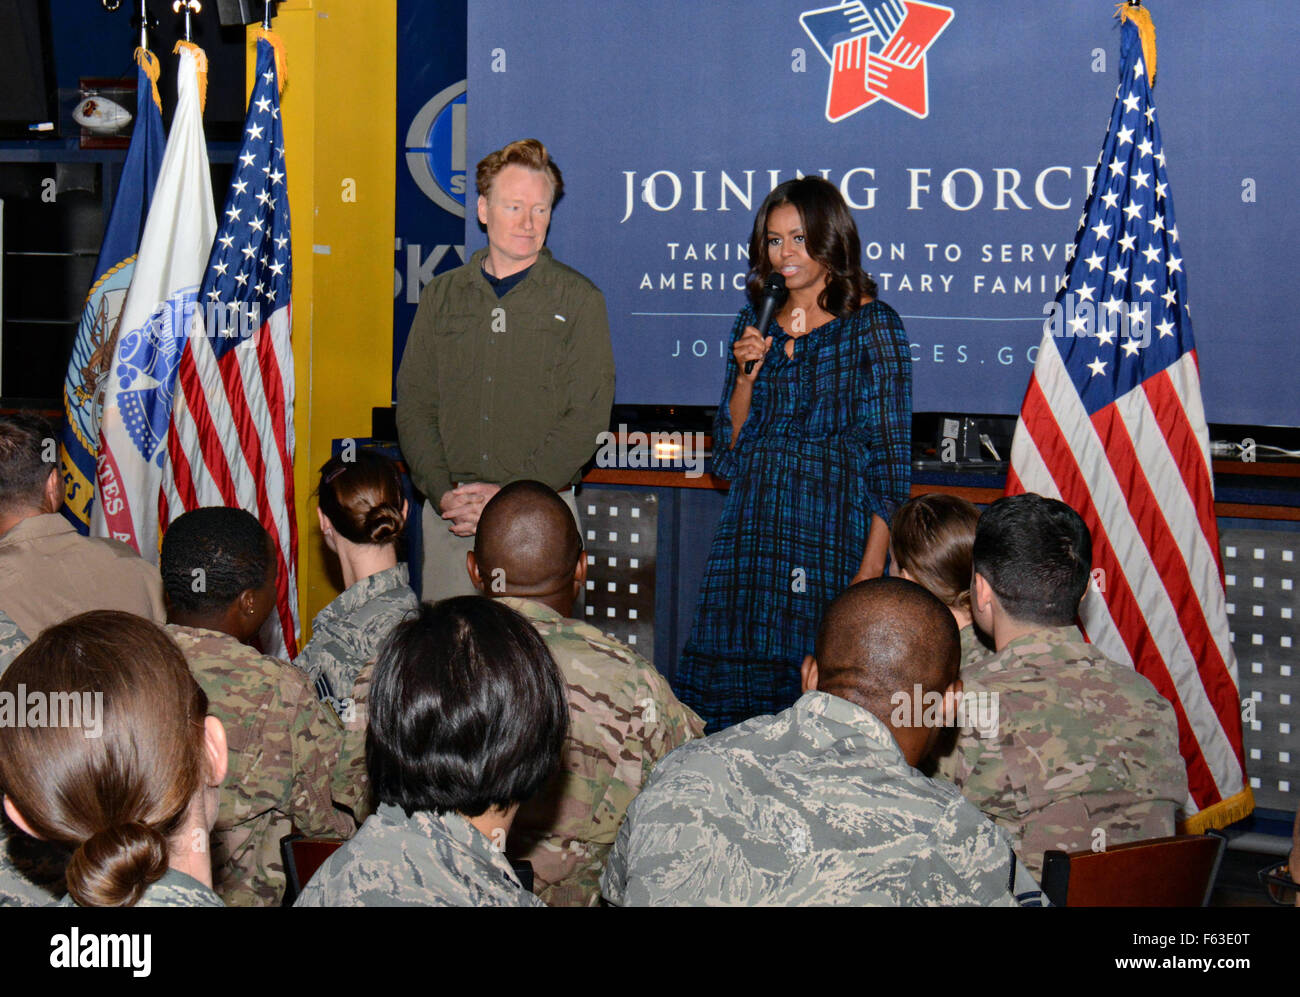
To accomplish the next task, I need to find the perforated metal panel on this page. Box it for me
[577,488,658,660]
[1222,529,1300,811]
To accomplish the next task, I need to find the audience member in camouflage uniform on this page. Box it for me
[295,451,418,715]
[162,508,368,907]
[946,494,1186,878]
[602,578,1039,906]
[0,612,229,908]
[296,597,568,906]
[468,480,703,905]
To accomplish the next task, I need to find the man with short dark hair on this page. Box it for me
[602,578,1037,906]
[295,597,570,907]
[947,492,1187,878]
[0,413,164,636]
[467,480,702,906]
[160,507,366,906]
[396,138,614,602]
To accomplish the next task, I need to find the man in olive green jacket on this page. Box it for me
[397,138,614,601]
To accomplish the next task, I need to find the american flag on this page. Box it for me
[1006,15,1249,828]
[161,33,299,657]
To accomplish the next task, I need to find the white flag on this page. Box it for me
[92,42,217,559]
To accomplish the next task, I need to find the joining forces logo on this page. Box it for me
[800,0,955,122]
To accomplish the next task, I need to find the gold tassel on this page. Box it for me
[173,40,208,115]
[133,47,162,112]
[1115,2,1158,87]
[254,27,288,93]
[1177,785,1256,835]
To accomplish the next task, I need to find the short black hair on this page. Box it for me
[160,507,271,615]
[367,597,569,817]
[973,493,1091,626]
[0,413,57,514]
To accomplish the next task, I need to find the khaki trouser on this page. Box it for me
[420,487,581,603]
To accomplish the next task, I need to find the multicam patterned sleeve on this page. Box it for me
[168,625,362,907]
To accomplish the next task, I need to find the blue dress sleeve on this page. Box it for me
[710,304,759,482]
[859,301,912,524]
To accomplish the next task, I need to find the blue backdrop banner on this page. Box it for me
[394,0,468,401]
[466,0,1299,425]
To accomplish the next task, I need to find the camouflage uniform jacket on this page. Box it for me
[294,803,546,907]
[294,564,418,713]
[499,596,704,907]
[56,868,224,908]
[950,625,1187,879]
[167,624,369,906]
[600,691,1026,906]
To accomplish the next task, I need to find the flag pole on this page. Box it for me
[172,0,200,43]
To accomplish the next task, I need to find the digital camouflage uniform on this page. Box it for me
[0,612,71,907]
[294,564,418,716]
[500,596,704,906]
[167,624,370,906]
[56,868,224,908]
[601,691,1032,906]
[294,803,546,907]
[948,625,1187,879]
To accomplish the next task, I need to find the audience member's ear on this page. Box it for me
[465,551,485,591]
[3,796,41,840]
[800,655,819,693]
[972,572,994,616]
[316,507,337,552]
[204,715,229,786]
[572,550,589,602]
[41,468,62,515]
[400,497,409,523]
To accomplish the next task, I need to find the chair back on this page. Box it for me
[1041,833,1225,907]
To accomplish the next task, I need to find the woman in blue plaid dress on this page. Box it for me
[674,178,912,733]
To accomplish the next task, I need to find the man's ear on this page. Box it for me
[3,796,41,840]
[477,194,488,226]
[42,468,62,514]
[800,655,819,693]
[972,572,993,614]
[465,550,485,591]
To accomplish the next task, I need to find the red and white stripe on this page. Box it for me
[161,304,299,657]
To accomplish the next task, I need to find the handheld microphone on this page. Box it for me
[744,272,789,374]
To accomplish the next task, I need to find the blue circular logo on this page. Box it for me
[405,80,467,217]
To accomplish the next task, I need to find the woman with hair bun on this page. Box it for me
[0,611,228,907]
[296,449,420,715]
